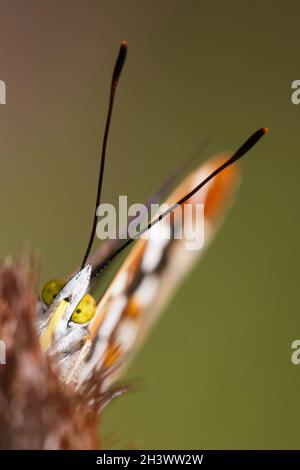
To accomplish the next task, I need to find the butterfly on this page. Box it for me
[36,42,268,398]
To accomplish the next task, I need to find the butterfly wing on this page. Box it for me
[75,153,240,390]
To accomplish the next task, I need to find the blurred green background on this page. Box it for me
[0,0,299,449]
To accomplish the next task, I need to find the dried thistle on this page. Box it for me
[0,258,98,450]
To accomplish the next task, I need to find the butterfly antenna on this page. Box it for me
[81,41,127,269]
[92,127,268,279]
[90,137,211,277]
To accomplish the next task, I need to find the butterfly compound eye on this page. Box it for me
[71,294,97,324]
[41,278,66,306]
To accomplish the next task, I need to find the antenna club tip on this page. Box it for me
[112,41,128,84]
[262,127,269,134]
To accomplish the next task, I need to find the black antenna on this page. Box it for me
[92,127,268,280]
[89,137,211,277]
[81,41,127,269]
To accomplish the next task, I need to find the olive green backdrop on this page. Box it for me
[0,0,299,449]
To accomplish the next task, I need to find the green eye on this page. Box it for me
[41,278,66,306]
[71,294,97,324]
[41,279,96,324]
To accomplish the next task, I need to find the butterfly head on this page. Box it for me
[41,278,97,324]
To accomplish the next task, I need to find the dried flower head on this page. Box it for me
[0,258,99,450]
